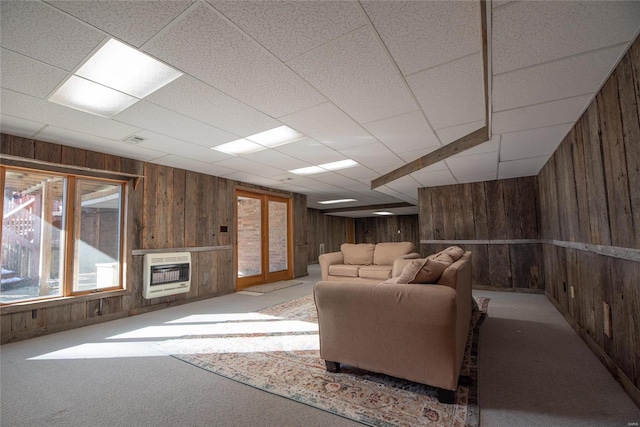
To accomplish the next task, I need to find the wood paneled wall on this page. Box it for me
[354,214,420,251]
[1,135,307,343]
[538,36,640,405]
[418,177,543,291]
[306,208,350,263]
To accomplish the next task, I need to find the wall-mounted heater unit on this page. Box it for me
[143,252,191,299]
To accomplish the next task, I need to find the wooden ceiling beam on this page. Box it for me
[321,202,413,215]
[371,0,490,190]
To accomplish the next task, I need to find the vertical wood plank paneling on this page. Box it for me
[418,187,434,241]
[488,244,511,288]
[583,101,612,246]
[570,123,591,242]
[85,151,105,170]
[171,168,186,248]
[60,146,86,167]
[155,165,170,248]
[34,141,62,163]
[471,182,489,240]
[598,73,635,248]
[510,244,541,289]
[184,171,198,248]
[616,53,640,247]
[431,186,446,240]
[103,154,121,172]
[142,163,158,249]
[6,135,35,158]
[458,183,475,239]
[485,180,508,239]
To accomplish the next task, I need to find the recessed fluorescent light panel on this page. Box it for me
[49,38,182,117]
[318,199,357,205]
[373,211,394,216]
[212,126,306,155]
[289,159,359,175]
[246,125,305,148]
[213,139,265,155]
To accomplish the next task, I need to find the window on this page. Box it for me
[1,166,126,304]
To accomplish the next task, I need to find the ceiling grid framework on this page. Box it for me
[1,0,639,217]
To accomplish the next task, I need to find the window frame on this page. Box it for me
[1,164,128,305]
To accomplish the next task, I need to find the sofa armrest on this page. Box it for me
[313,281,462,390]
[318,251,344,281]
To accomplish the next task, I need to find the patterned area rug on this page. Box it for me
[153,294,489,427]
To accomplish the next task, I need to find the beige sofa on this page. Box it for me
[318,242,419,284]
[313,247,473,404]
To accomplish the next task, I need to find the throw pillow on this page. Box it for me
[341,243,375,265]
[440,246,464,261]
[394,259,424,284]
[412,254,453,283]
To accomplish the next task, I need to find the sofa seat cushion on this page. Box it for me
[358,265,393,280]
[373,242,415,265]
[341,243,375,265]
[328,264,360,278]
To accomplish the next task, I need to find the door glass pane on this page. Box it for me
[268,200,287,273]
[237,196,261,277]
[1,170,66,303]
[73,179,122,292]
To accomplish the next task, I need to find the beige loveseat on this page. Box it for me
[318,242,419,284]
[313,247,472,404]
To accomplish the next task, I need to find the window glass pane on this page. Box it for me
[237,196,261,277]
[73,179,122,292]
[1,170,66,303]
[268,200,287,273]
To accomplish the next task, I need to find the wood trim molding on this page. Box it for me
[0,154,144,181]
[420,239,640,262]
[131,245,233,256]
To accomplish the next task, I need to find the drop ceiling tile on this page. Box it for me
[1,88,139,140]
[410,169,457,188]
[362,0,481,75]
[493,1,640,75]
[242,149,310,171]
[408,53,485,130]
[396,146,442,163]
[145,76,280,137]
[436,120,484,145]
[212,157,285,178]
[0,49,68,99]
[1,114,46,138]
[451,135,500,158]
[375,185,417,204]
[363,111,440,155]
[446,152,498,178]
[500,123,572,162]
[274,138,344,164]
[493,45,626,111]
[114,101,237,148]
[340,142,403,169]
[333,165,379,181]
[280,102,377,151]
[457,172,498,184]
[46,0,193,48]
[498,156,549,180]
[153,154,236,177]
[287,26,418,124]
[383,175,421,195]
[208,0,366,62]
[132,130,232,164]
[36,126,165,162]
[0,1,104,71]
[143,3,325,118]
[310,172,360,187]
[493,95,592,134]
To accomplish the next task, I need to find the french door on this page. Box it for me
[236,190,293,290]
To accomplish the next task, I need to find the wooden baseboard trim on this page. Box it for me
[473,285,544,294]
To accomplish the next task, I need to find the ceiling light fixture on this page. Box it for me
[213,125,306,155]
[318,198,357,205]
[289,159,359,175]
[373,211,394,216]
[49,38,182,117]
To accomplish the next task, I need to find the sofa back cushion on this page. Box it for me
[373,242,415,265]
[393,255,453,284]
[439,246,464,262]
[341,243,375,265]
